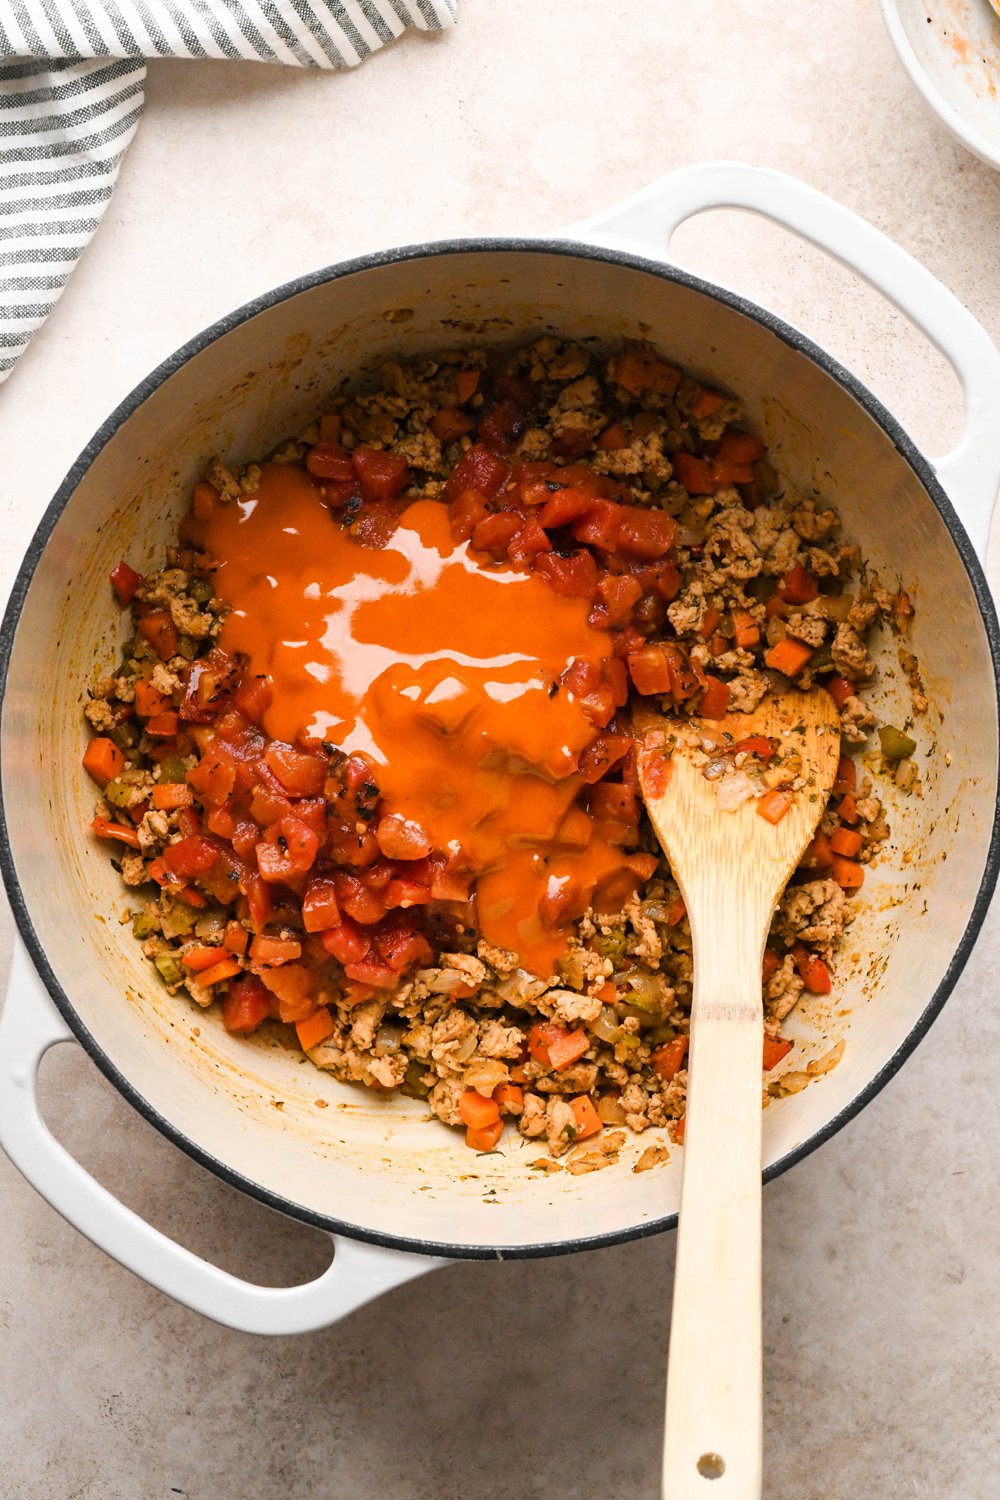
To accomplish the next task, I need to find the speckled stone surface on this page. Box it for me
[2,3,1000,1496]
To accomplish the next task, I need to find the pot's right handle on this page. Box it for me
[0,939,445,1335]
[569,161,1000,562]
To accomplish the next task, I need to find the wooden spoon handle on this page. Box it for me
[662,995,763,1497]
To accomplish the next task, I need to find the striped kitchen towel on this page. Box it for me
[0,1,457,384]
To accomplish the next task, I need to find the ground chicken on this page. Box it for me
[83,334,904,1165]
[831,622,875,680]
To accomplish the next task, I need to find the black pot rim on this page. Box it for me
[2,234,999,1265]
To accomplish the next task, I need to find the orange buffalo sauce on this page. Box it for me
[187,463,639,975]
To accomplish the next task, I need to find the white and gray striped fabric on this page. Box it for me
[0,1,456,384]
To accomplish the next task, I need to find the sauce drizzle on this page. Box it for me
[189,463,639,974]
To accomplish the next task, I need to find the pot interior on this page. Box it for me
[2,245,996,1254]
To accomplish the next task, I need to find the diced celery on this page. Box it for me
[132,910,156,939]
[109,723,138,750]
[158,755,188,783]
[160,903,199,939]
[400,1061,431,1099]
[878,725,916,761]
[176,635,199,660]
[153,953,183,985]
[105,778,133,808]
[188,578,213,604]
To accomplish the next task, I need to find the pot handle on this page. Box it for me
[568,160,1000,562]
[0,939,445,1335]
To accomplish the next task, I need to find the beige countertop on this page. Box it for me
[2,3,1000,1495]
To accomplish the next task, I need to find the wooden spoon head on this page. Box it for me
[637,688,841,919]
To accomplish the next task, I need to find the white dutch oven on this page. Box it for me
[2,163,999,1337]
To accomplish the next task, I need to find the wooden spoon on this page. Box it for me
[637,687,840,1499]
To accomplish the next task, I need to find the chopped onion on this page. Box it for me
[625,970,665,1008]
[677,525,706,547]
[640,899,672,924]
[591,1006,623,1045]
[703,758,728,780]
[453,1031,478,1063]
[428,969,474,995]
[463,1058,508,1095]
[374,1024,403,1056]
[494,969,549,1004]
[716,770,757,811]
[597,1093,628,1125]
[816,592,854,623]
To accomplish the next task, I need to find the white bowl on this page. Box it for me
[880,0,1000,169]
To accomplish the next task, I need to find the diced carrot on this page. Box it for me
[674,1115,686,1145]
[762,948,780,984]
[764,638,813,676]
[548,1029,589,1071]
[83,736,125,788]
[224,920,249,956]
[691,388,726,420]
[151,782,193,811]
[794,944,832,995]
[611,348,651,395]
[183,944,234,973]
[597,421,628,451]
[459,1090,502,1135]
[431,406,473,444]
[319,413,342,444]
[650,1036,689,1082]
[830,826,863,857]
[295,1007,336,1052]
[466,1119,504,1152]
[763,1035,793,1071]
[137,611,178,662]
[832,856,864,890]
[716,429,765,465]
[570,1095,602,1141]
[757,789,793,824]
[826,675,856,710]
[509,1064,527,1085]
[455,368,480,403]
[709,633,729,658]
[699,608,722,638]
[710,457,754,487]
[250,935,302,967]
[90,816,140,848]
[698,675,731,720]
[528,1022,589,1071]
[777,565,819,605]
[803,832,834,868]
[193,958,242,988]
[837,792,860,825]
[145,711,180,738]
[674,451,715,495]
[732,609,760,648]
[134,678,172,718]
[833,755,857,796]
[493,1083,524,1113]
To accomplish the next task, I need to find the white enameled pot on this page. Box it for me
[2,162,1000,1337]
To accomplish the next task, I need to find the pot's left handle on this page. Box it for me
[0,939,445,1335]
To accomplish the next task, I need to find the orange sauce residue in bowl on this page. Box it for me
[187,463,638,974]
